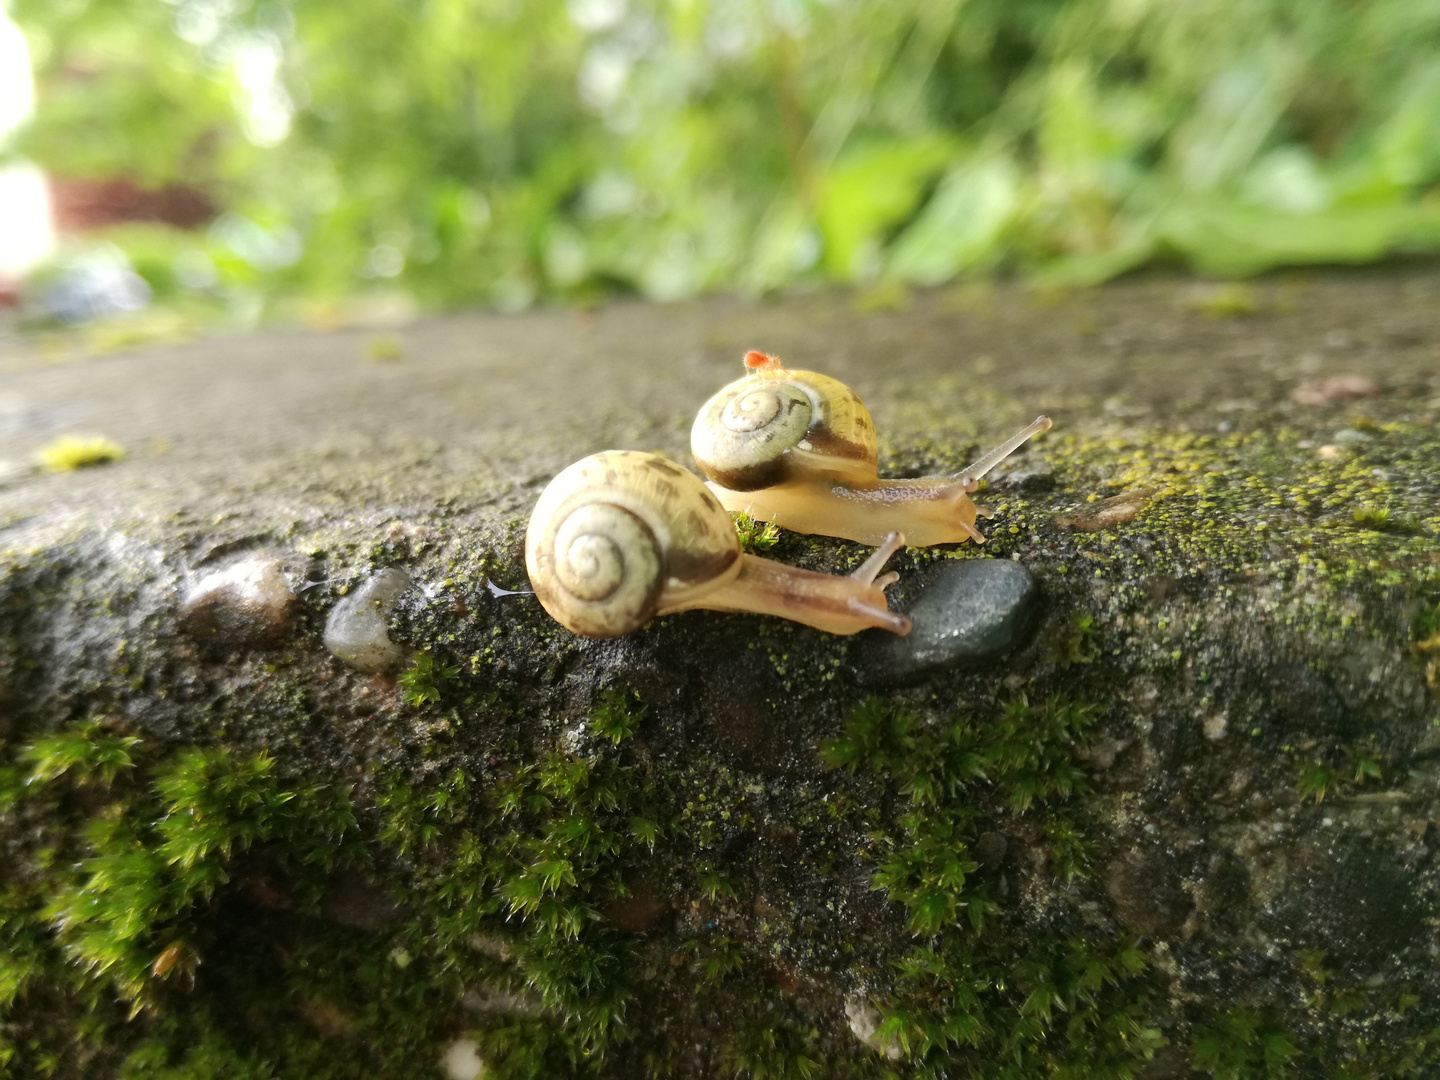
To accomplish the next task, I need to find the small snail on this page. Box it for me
[525,450,911,638]
[691,351,1052,547]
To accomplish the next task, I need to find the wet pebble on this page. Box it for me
[323,568,411,672]
[862,559,1039,685]
[180,555,295,648]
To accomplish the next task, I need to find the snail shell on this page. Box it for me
[525,450,740,638]
[691,368,877,491]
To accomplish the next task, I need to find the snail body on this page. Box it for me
[691,352,1051,547]
[525,450,910,638]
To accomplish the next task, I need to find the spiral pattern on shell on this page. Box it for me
[526,450,740,638]
[550,501,663,635]
[691,369,878,491]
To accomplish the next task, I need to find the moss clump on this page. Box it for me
[1192,1008,1297,1080]
[731,512,780,555]
[398,650,459,706]
[36,435,126,471]
[822,698,1164,1077]
[1,720,361,1077]
[371,695,665,1075]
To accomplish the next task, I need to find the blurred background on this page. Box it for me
[2,0,1440,328]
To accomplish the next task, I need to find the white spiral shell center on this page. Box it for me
[722,389,784,432]
[550,502,661,632]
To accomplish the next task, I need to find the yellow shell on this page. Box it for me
[525,451,740,638]
[690,368,877,491]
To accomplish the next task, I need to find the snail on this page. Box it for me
[691,351,1052,546]
[525,450,911,638]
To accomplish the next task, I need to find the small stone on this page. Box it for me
[467,934,512,961]
[1054,490,1149,532]
[180,555,295,648]
[844,997,903,1060]
[1290,375,1378,406]
[439,1037,486,1080]
[863,559,1040,685]
[323,568,412,672]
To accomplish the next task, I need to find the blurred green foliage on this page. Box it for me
[11,0,1440,313]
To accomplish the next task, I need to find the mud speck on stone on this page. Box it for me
[180,555,296,648]
[1104,844,1191,938]
[862,558,1039,685]
[323,568,412,673]
[601,883,673,933]
[1054,490,1150,532]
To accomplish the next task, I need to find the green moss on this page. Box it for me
[1293,737,1385,805]
[17,719,139,786]
[398,650,459,706]
[822,698,1165,1077]
[1192,1008,1297,1080]
[720,1024,822,1079]
[732,512,781,555]
[587,690,642,745]
[1295,761,1336,804]
[0,720,362,1077]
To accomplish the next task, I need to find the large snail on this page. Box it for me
[525,450,911,638]
[691,351,1052,546]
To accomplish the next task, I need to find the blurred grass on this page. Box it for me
[10,0,1440,318]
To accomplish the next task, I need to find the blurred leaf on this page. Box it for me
[888,155,1019,285]
[1156,197,1440,275]
[817,135,956,280]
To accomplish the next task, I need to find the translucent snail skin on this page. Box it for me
[691,351,1051,547]
[525,450,911,638]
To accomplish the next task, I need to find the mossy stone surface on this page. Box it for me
[1,270,1439,1078]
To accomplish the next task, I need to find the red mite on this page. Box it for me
[744,350,781,370]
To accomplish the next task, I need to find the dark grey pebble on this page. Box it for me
[861,558,1039,685]
[180,555,295,648]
